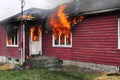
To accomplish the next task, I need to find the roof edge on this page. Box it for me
[82,7,120,15]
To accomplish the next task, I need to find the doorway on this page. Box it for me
[29,26,42,56]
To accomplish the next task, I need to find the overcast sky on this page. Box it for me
[0,0,73,21]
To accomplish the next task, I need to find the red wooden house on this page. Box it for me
[0,0,120,72]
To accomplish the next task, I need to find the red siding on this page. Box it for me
[42,33,72,59]
[72,13,119,66]
[25,31,29,55]
[43,12,120,66]
[0,26,21,58]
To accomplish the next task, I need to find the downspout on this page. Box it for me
[20,22,25,65]
[23,23,25,63]
[20,23,23,65]
[20,0,25,65]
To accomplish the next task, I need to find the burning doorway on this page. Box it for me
[29,26,42,56]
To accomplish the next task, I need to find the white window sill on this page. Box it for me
[7,45,18,47]
[52,45,72,48]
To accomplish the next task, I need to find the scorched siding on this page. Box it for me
[42,12,120,66]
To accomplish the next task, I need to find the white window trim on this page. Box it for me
[6,30,18,47]
[52,33,72,48]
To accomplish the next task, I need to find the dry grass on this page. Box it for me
[0,63,15,70]
[94,73,120,80]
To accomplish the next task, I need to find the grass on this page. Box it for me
[0,67,100,80]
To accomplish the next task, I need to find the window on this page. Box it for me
[52,33,72,47]
[6,28,18,47]
[14,58,20,63]
[30,26,42,42]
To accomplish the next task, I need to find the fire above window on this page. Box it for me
[49,4,84,45]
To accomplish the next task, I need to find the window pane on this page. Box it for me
[30,27,39,42]
[12,35,14,45]
[66,34,71,45]
[33,35,39,41]
[53,32,72,47]
[15,33,17,45]
[8,35,12,45]
[7,28,18,46]
[33,29,39,41]
[55,35,59,45]
[60,34,65,45]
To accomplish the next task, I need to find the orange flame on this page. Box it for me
[18,15,34,20]
[25,54,31,69]
[50,4,84,44]
[8,36,12,45]
[26,54,30,59]
[72,15,84,25]
[57,5,71,31]
[38,26,42,36]
[50,5,71,44]
[30,26,42,41]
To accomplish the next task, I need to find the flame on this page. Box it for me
[30,26,35,35]
[22,15,28,20]
[27,15,34,19]
[18,15,34,20]
[57,5,71,31]
[30,26,42,41]
[8,36,12,45]
[25,54,30,59]
[38,26,42,36]
[50,5,71,44]
[33,35,38,41]
[72,15,84,25]
[25,54,31,69]
[50,4,84,44]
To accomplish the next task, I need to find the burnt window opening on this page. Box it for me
[33,29,39,41]
[30,26,42,42]
[52,32,72,47]
[7,28,18,47]
[14,58,20,63]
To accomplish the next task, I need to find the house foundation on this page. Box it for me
[0,56,20,64]
[63,60,119,73]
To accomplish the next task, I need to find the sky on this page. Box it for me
[0,0,73,21]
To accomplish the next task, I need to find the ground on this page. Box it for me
[0,63,15,70]
[0,64,99,80]
[0,63,120,80]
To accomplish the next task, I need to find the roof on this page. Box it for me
[1,0,120,24]
[66,0,120,15]
[0,0,72,21]
[0,8,55,24]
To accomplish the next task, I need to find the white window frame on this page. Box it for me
[52,33,72,47]
[118,18,120,49]
[6,29,18,47]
